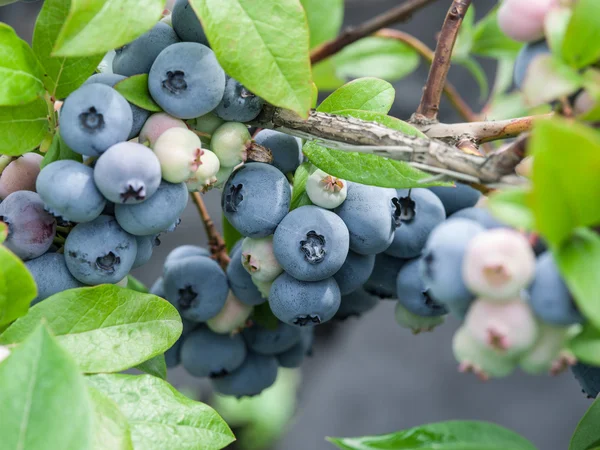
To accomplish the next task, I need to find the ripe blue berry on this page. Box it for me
[394,302,445,334]
[132,235,158,269]
[171,0,209,45]
[452,207,505,229]
[253,129,303,175]
[428,184,481,216]
[163,245,210,276]
[276,341,305,368]
[242,321,301,355]
[226,244,268,306]
[25,253,84,304]
[333,251,375,295]
[363,253,407,299]
[335,288,379,320]
[211,352,279,398]
[396,258,448,317]
[571,363,600,399]
[214,77,264,123]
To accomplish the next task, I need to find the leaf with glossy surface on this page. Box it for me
[562,0,600,69]
[327,421,536,450]
[570,396,600,450]
[522,55,583,107]
[568,324,600,366]
[0,96,49,156]
[33,0,103,99]
[488,188,534,231]
[556,229,600,331]
[529,118,600,246]
[0,246,36,327]
[53,0,165,57]
[0,324,93,450]
[0,285,182,373]
[300,0,343,49]
[114,74,161,112]
[334,37,420,82]
[88,373,235,450]
[193,0,312,117]
[135,353,167,379]
[290,162,314,210]
[41,133,82,169]
[89,386,134,450]
[317,77,395,114]
[335,109,426,138]
[0,23,45,106]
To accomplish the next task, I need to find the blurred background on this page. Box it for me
[0,1,591,449]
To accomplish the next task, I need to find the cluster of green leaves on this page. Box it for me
[0,284,235,450]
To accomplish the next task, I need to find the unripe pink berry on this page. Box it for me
[394,302,445,334]
[207,292,253,334]
[574,90,596,117]
[139,112,187,147]
[241,236,283,283]
[186,149,220,193]
[465,298,538,357]
[519,323,575,375]
[463,228,536,300]
[153,128,204,183]
[498,0,557,42]
[0,153,43,200]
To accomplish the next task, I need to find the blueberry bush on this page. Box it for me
[0,0,599,448]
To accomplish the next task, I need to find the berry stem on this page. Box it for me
[415,0,473,122]
[309,0,439,65]
[191,192,230,270]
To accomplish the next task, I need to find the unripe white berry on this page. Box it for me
[207,291,253,334]
[241,236,283,282]
[186,149,220,193]
[519,323,575,375]
[139,112,187,147]
[153,128,203,183]
[210,122,251,168]
[305,169,347,209]
[252,277,273,299]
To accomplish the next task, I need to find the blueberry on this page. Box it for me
[211,352,278,398]
[222,163,291,238]
[171,0,209,46]
[36,160,106,223]
[334,182,398,255]
[253,130,303,175]
[153,128,204,184]
[452,207,505,229]
[163,245,210,276]
[139,112,187,147]
[181,327,247,378]
[529,252,584,325]
[241,236,283,283]
[420,218,484,313]
[165,317,197,368]
[571,363,600,399]
[163,255,229,322]
[83,73,125,87]
[0,153,42,200]
[94,142,162,204]
[214,77,264,123]
[206,292,253,334]
[305,169,348,210]
[60,84,133,156]
[210,122,251,168]
[385,188,446,259]
[396,258,448,317]
[150,276,165,297]
[132,235,158,269]
[514,40,550,90]
[113,22,180,77]
[394,302,445,334]
[273,205,349,282]
[335,288,379,320]
[333,251,375,295]
[363,253,407,299]
[269,272,341,326]
[148,42,225,119]
[276,341,305,368]
[0,191,56,260]
[226,244,267,306]
[115,181,188,236]
[64,215,137,285]
[242,321,301,355]
[428,184,481,216]
[25,253,84,304]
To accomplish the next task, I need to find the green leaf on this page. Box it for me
[453,5,475,61]
[135,354,167,379]
[562,0,600,69]
[290,162,314,210]
[41,133,83,169]
[0,324,93,450]
[114,74,161,112]
[545,7,572,59]
[193,0,312,117]
[335,109,426,138]
[457,57,489,101]
[88,386,134,450]
[0,285,182,373]
[317,78,395,114]
[578,69,600,121]
[0,221,7,244]
[484,92,529,121]
[471,6,523,59]
[0,23,45,106]
[299,0,343,49]
[252,302,279,330]
[87,373,235,450]
[53,0,165,57]
[0,97,50,156]
[529,118,600,246]
[487,188,534,231]
[568,324,600,366]
[556,229,600,331]
[223,214,244,253]
[570,396,600,450]
[33,0,103,99]
[303,141,444,189]
[0,246,36,327]
[327,421,536,450]
[333,37,420,82]
[312,59,345,92]
[126,275,149,293]
[522,55,583,107]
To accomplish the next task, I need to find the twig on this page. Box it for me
[310,0,439,65]
[376,29,476,122]
[415,0,472,121]
[481,133,530,179]
[191,192,230,270]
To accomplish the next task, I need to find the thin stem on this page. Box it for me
[191,192,230,270]
[310,0,440,64]
[416,0,472,121]
[375,29,476,122]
